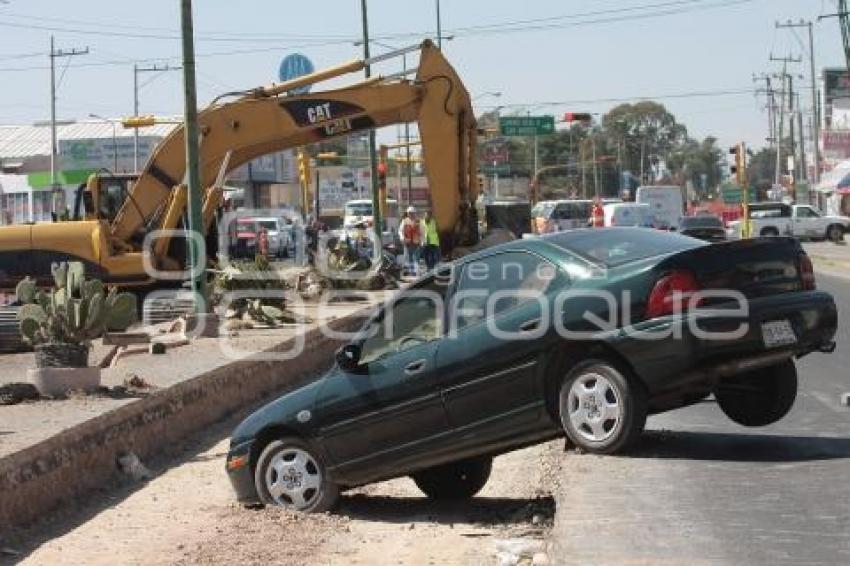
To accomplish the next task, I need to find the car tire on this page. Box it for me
[558,359,647,454]
[827,224,844,243]
[412,457,492,500]
[715,359,797,427]
[760,227,780,237]
[254,438,339,512]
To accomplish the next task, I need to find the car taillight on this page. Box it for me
[646,270,701,319]
[797,253,816,290]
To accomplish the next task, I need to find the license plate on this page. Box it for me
[761,320,797,348]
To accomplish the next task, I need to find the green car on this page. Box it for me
[226,228,837,512]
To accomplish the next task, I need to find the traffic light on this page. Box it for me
[121,115,157,128]
[729,143,746,186]
[563,112,593,124]
[377,145,388,193]
[297,149,311,188]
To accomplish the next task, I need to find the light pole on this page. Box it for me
[89,114,118,172]
[180,0,206,312]
[133,63,182,172]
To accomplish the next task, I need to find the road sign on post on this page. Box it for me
[499,116,555,136]
[279,53,315,95]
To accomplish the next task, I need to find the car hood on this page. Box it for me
[229,376,327,447]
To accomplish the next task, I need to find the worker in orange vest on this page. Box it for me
[590,200,605,228]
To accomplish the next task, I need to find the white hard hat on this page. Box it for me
[406,206,416,213]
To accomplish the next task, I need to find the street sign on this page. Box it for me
[499,116,555,136]
[481,163,511,176]
[720,184,755,204]
[279,53,315,95]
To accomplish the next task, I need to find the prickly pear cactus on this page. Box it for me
[15,276,37,304]
[16,261,138,347]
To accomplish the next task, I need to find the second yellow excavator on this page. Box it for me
[0,40,478,290]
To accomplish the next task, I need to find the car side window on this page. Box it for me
[797,207,819,218]
[453,251,557,331]
[359,277,447,364]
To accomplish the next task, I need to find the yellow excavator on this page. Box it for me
[0,40,478,291]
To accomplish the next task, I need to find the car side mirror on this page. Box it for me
[336,343,362,371]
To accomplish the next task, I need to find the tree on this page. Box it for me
[602,102,688,182]
[666,136,723,195]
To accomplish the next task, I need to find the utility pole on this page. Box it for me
[770,54,801,184]
[777,20,821,183]
[180,0,206,312]
[360,0,382,245]
[49,36,89,188]
[436,0,442,49]
[133,63,182,172]
[753,74,777,148]
[592,135,600,198]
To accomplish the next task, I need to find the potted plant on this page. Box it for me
[15,262,137,395]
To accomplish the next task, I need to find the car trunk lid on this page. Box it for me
[656,237,805,299]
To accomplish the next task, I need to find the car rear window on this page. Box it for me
[682,216,723,228]
[546,228,704,266]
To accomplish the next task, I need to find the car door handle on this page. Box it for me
[519,318,541,332]
[404,359,427,375]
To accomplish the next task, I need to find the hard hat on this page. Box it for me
[406,206,416,213]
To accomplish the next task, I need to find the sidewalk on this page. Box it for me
[804,241,850,279]
[0,295,386,530]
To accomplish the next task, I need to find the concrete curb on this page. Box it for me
[0,312,368,531]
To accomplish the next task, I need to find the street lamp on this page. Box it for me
[473,91,502,103]
[88,113,118,172]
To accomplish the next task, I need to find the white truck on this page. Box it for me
[636,185,685,230]
[727,202,850,242]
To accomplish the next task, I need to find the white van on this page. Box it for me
[635,186,684,230]
[343,198,400,234]
[603,202,654,228]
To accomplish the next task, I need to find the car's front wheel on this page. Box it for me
[412,457,492,500]
[715,359,797,427]
[558,359,647,454]
[254,438,339,512]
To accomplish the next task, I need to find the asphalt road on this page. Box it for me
[551,272,850,565]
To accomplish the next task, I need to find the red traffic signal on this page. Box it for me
[564,112,593,123]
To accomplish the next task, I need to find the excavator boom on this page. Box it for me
[112,40,478,249]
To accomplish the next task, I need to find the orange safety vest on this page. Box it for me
[591,205,604,228]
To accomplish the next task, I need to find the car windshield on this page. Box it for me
[346,203,372,216]
[257,221,277,231]
[532,203,554,217]
[681,216,723,228]
[235,222,255,232]
[546,228,704,266]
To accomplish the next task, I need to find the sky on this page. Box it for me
[0,0,846,154]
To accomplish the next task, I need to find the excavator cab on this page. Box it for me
[72,173,139,223]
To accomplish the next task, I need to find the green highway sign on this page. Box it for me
[499,115,555,136]
[480,163,511,176]
[720,184,755,204]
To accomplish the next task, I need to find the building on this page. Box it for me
[0,119,299,225]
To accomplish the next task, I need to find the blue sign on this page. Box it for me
[279,53,315,95]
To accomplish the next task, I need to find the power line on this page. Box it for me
[477,88,756,109]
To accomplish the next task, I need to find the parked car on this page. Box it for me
[679,214,726,242]
[226,228,837,512]
[532,199,592,234]
[727,202,850,242]
[603,202,654,227]
[636,185,685,230]
[231,219,258,259]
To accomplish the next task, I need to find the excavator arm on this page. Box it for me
[112,40,478,250]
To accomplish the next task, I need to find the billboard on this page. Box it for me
[823,68,850,128]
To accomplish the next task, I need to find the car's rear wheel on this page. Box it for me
[254,438,339,512]
[761,227,780,237]
[558,359,647,454]
[827,224,844,243]
[715,359,797,427]
[412,456,492,500]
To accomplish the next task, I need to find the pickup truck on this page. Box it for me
[728,202,850,242]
